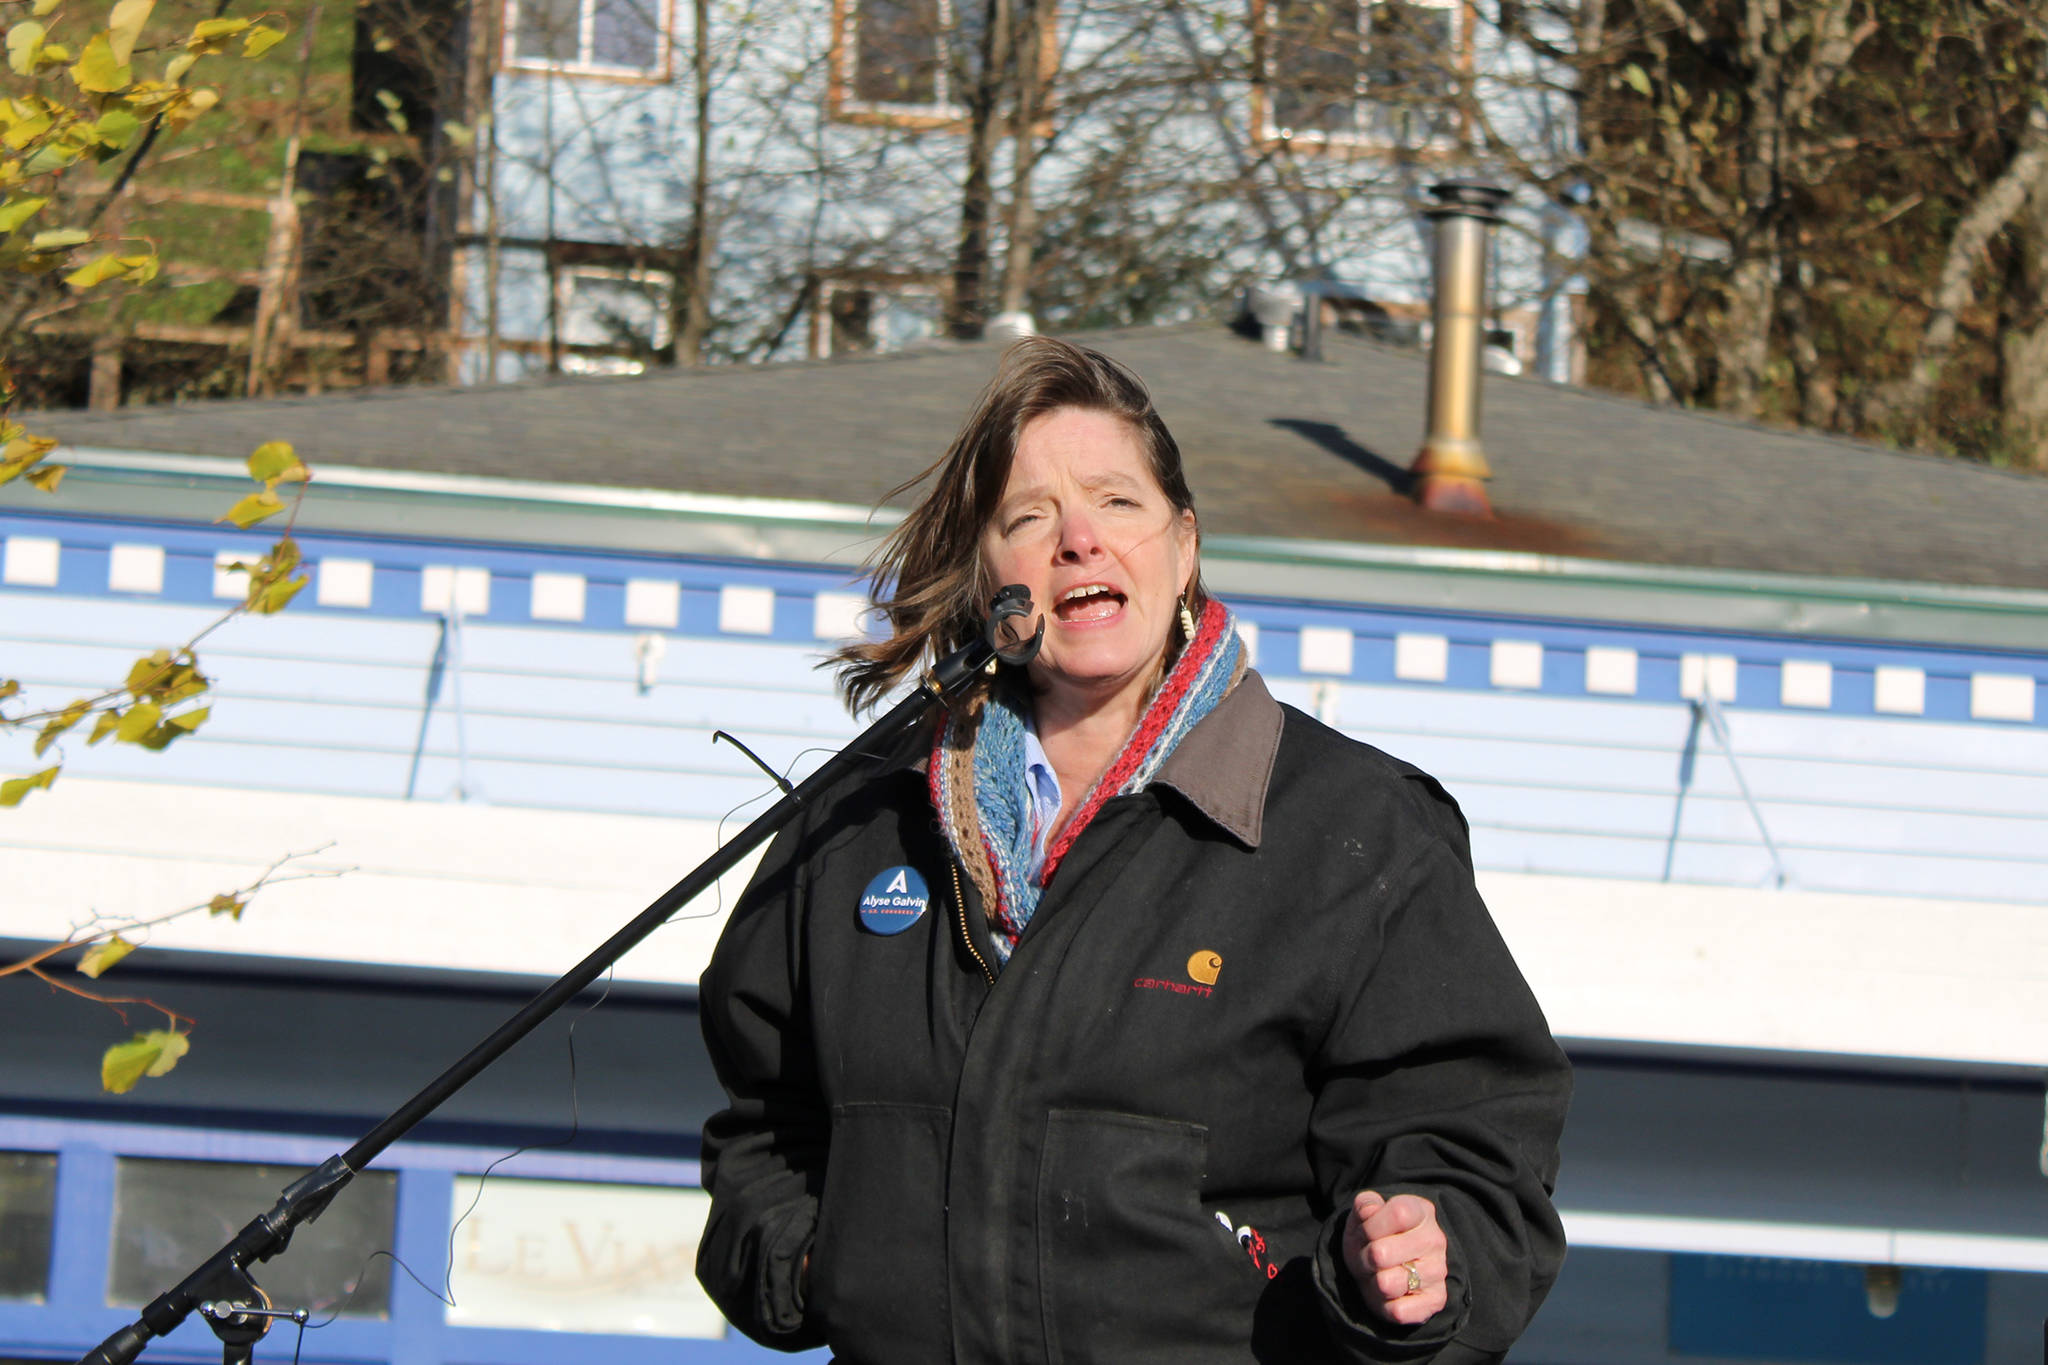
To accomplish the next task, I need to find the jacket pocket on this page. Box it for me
[812,1102,952,1365]
[1036,1109,1255,1363]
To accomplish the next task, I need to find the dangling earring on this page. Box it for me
[1179,594,1197,642]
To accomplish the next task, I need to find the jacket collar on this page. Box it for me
[1152,669,1281,849]
[905,668,1284,850]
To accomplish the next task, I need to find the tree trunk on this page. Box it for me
[948,0,1013,340]
[2000,159,2048,469]
[674,0,715,364]
[996,0,1042,318]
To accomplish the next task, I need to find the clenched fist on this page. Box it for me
[1341,1190,1447,1326]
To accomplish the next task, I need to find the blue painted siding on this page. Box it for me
[7,511,2045,903]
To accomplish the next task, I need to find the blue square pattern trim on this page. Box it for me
[2,510,2043,727]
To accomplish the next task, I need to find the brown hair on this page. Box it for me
[832,336,1203,713]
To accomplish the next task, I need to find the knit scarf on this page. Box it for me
[930,597,1245,964]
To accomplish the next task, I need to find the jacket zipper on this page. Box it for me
[952,860,996,986]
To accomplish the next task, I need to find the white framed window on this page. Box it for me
[809,276,946,359]
[506,0,671,78]
[830,0,986,125]
[1257,0,1462,151]
[556,265,674,374]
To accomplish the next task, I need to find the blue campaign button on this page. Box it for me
[858,866,930,935]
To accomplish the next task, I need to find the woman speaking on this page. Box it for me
[695,337,1570,1363]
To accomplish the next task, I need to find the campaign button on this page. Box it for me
[858,865,930,935]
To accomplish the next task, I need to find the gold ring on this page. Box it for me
[1404,1261,1423,1295]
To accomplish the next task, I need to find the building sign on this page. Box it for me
[447,1177,726,1338]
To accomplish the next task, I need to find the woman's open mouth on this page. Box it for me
[1055,583,1126,624]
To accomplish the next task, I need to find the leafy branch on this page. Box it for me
[1,843,350,1090]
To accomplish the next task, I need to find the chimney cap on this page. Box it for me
[1425,180,1512,219]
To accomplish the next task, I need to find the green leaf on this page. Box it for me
[245,440,305,483]
[249,574,304,614]
[0,765,57,806]
[242,24,283,58]
[114,698,160,742]
[106,0,152,66]
[1621,62,1652,97]
[77,933,135,978]
[101,1028,189,1093]
[29,226,90,250]
[0,195,48,233]
[207,892,245,919]
[91,106,140,148]
[167,705,208,732]
[220,489,283,527]
[71,31,132,92]
[33,699,88,756]
[8,21,46,77]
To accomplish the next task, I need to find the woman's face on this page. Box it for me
[981,406,1196,716]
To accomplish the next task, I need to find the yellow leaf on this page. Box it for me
[63,249,155,289]
[87,709,118,743]
[26,462,64,490]
[162,49,193,82]
[114,697,159,742]
[158,85,214,129]
[33,699,88,756]
[220,489,282,528]
[77,933,135,978]
[101,1028,189,1092]
[124,649,171,696]
[29,226,88,250]
[70,31,131,92]
[106,0,152,66]
[0,678,18,700]
[0,765,57,806]
[1,108,51,150]
[167,705,207,732]
[245,440,305,482]
[241,24,283,58]
[7,22,45,77]
[207,892,245,919]
[32,0,61,15]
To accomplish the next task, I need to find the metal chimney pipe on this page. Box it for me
[1411,180,1511,517]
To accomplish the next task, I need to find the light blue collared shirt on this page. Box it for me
[1020,721,1063,883]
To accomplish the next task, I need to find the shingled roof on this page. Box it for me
[26,323,2048,592]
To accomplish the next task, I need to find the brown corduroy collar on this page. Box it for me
[1152,668,1283,850]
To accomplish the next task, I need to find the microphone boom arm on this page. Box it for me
[78,587,1042,1365]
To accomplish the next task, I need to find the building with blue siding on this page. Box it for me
[5,326,2047,1362]
[463,0,1585,378]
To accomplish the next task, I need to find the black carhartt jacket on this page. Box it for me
[696,672,1570,1364]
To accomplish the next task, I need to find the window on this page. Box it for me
[1258,0,1462,150]
[558,265,674,374]
[108,1158,398,1318]
[506,0,670,77]
[830,0,985,125]
[0,1152,55,1302]
[809,276,946,358]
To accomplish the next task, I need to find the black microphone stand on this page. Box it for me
[79,587,1045,1365]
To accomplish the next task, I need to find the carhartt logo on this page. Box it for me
[1132,949,1222,999]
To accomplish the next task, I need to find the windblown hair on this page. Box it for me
[832,336,1204,713]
